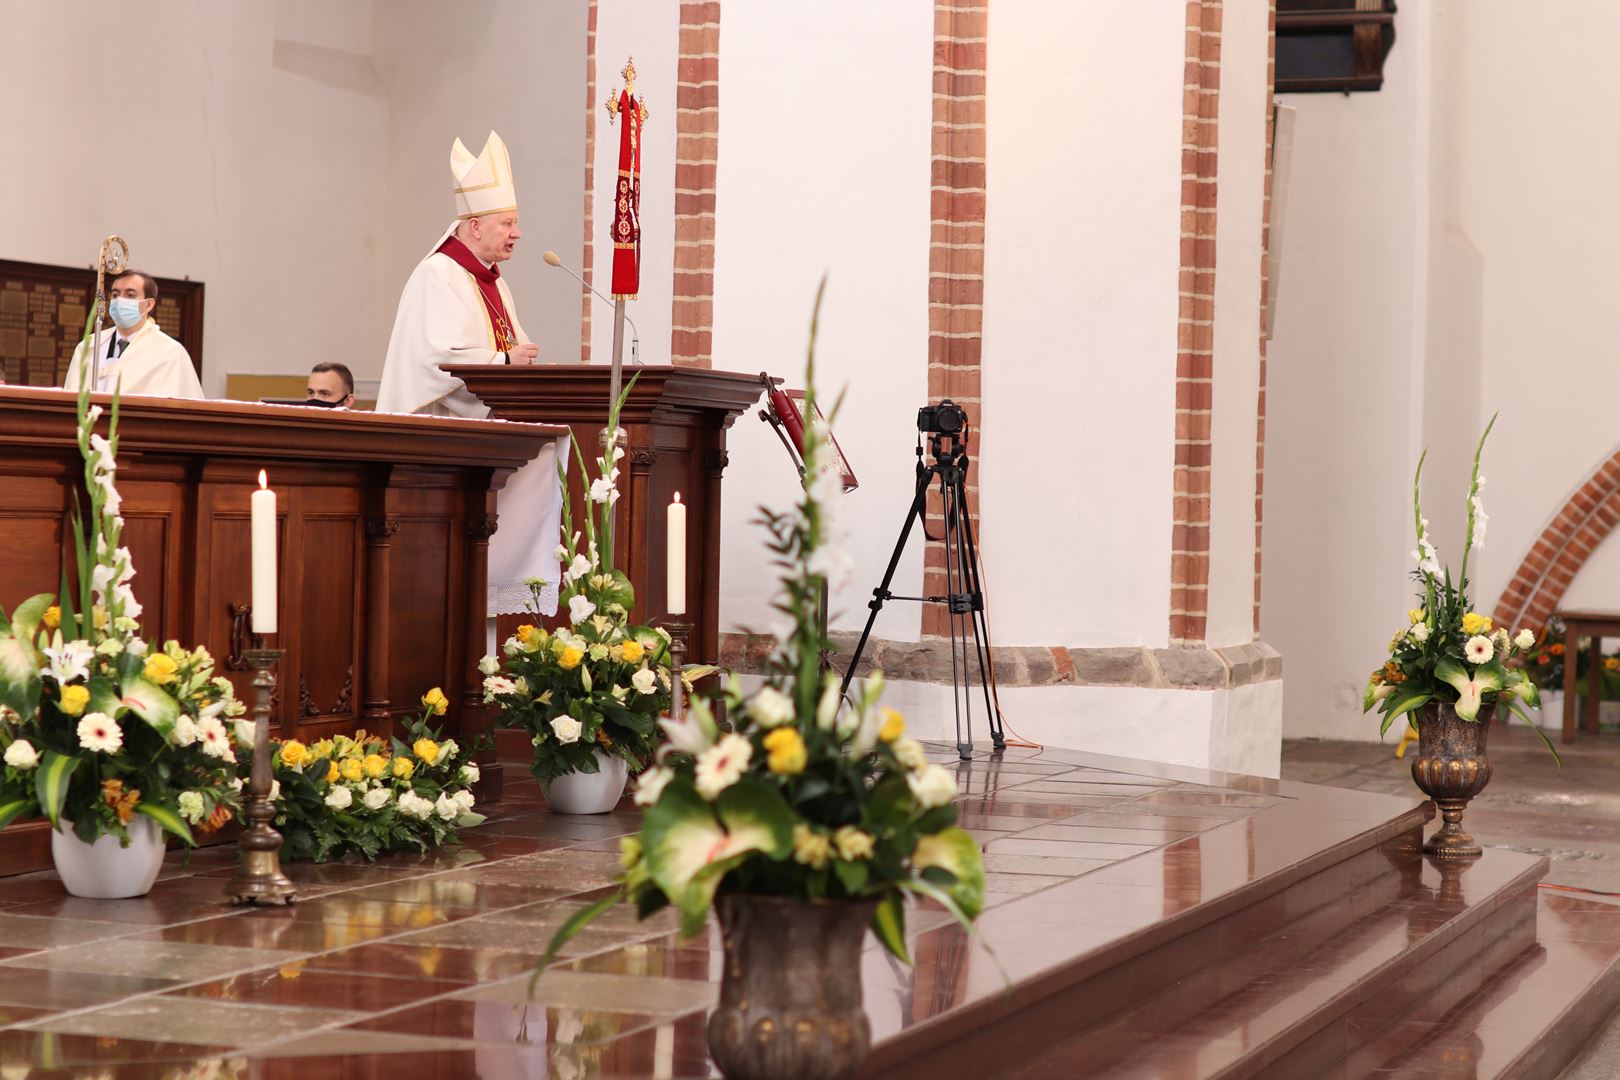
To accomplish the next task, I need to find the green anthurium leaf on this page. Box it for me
[900,874,1004,984]
[0,634,42,724]
[86,675,121,718]
[642,777,794,928]
[34,751,81,829]
[911,827,985,919]
[119,676,179,736]
[0,797,33,832]
[7,594,54,646]
[1434,658,1504,721]
[134,801,194,846]
[871,891,910,964]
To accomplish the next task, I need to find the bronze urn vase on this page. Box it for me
[706,893,879,1080]
[1409,702,1492,858]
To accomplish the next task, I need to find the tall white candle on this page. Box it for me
[251,469,278,634]
[667,493,687,614]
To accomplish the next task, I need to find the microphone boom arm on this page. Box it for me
[544,253,640,365]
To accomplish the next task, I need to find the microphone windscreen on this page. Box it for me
[542,250,563,267]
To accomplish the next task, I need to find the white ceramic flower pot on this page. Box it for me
[544,751,628,815]
[51,816,165,899]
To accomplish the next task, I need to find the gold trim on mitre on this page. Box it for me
[451,132,518,220]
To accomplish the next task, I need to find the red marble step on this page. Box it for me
[1349,891,1620,1079]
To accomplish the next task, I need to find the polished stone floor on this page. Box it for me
[0,743,1327,1077]
[1280,724,1620,1079]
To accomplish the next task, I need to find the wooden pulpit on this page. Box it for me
[452,365,764,664]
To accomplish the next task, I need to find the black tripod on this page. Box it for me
[841,430,1004,760]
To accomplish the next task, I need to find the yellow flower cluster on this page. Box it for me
[1460,611,1493,636]
[763,728,807,775]
[143,653,179,685]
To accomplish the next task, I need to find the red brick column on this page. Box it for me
[1254,0,1275,635]
[1493,459,1620,631]
[580,0,599,362]
[670,1,721,368]
[922,0,989,639]
[1171,0,1223,646]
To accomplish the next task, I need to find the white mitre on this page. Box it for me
[451,131,517,220]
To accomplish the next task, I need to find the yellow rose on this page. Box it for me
[143,653,179,685]
[558,646,585,671]
[619,640,644,664]
[763,727,807,776]
[309,739,334,760]
[833,825,875,861]
[1460,612,1493,636]
[363,754,389,779]
[1408,608,1425,625]
[791,824,831,869]
[42,606,61,631]
[58,684,90,717]
[392,756,416,779]
[421,688,449,716]
[517,624,546,651]
[325,761,340,784]
[413,738,441,764]
[878,708,905,744]
[278,740,309,768]
[340,758,364,783]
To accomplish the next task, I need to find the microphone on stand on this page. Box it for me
[542,250,640,365]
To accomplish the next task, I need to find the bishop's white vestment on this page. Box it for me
[64,319,203,399]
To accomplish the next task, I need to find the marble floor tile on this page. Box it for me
[297,940,554,983]
[0,938,301,983]
[25,997,354,1047]
[0,911,135,949]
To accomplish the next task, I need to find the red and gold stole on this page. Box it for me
[436,234,516,350]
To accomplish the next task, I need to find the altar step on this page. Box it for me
[869,795,1620,1080]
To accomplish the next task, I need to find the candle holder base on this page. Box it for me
[225,648,297,907]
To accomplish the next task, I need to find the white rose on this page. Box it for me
[631,667,658,695]
[747,686,795,729]
[892,737,928,770]
[170,715,198,748]
[551,716,583,744]
[434,739,459,765]
[1409,623,1431,643]
[907,764,956,808]
[459,763,481,785]
[434,793,460,820]
[1515,628,1535,650]
[362,787,391,810]
[234,719,257,748]
[453,789,476,812]
[324,785,354,810]
[4,740,39,770]
[478,654,501,676]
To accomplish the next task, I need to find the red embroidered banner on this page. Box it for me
[610,88,644,301]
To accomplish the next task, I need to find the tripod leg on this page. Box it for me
[840,458,937,699]
[952,465,1005,748]
[941,467,973,761]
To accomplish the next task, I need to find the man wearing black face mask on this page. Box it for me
[305,362,356,410]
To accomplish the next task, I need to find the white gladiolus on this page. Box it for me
[568,594,597,625]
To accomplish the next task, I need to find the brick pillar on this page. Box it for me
[580,0,599,362]
[1170,0,1223,647]
[670,1,721,368]
[922,0,989,640]
[1254,0,1275,635]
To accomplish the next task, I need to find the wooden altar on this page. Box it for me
[453,365,765,663]
[0,387,566,873]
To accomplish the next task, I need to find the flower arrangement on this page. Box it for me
[488,379,710,785]
[248,688,486,861]
[1517,617,1567,692]
[1362,416,1558,755]
[0,378,243,846]
[539,285,984,965]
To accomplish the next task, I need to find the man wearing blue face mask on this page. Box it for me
[63,269,204,399]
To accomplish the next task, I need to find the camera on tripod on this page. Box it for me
[917,399,968,435]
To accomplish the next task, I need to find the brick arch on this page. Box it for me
[1492,452,1620,631]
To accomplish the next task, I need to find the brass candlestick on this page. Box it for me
[225,649,296,905]
[665,621,692,729]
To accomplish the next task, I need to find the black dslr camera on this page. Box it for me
[917,399,968,435]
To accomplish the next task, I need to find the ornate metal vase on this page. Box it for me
[1410,702,1493,859]
[707,894,879,1080]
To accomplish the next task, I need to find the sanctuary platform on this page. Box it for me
[0,745,1614,1078]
